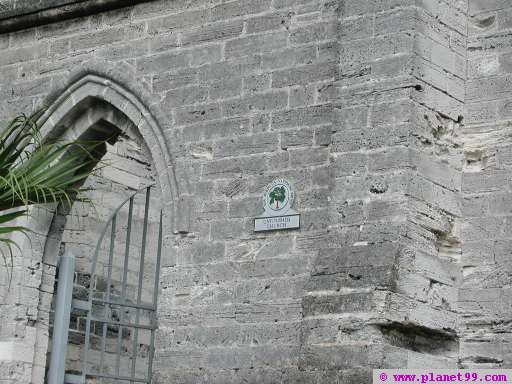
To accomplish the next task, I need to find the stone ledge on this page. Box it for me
[0,0,154,33]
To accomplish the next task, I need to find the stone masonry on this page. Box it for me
[0,0,510,383]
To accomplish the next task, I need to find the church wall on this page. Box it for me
[0,0,510,382]
[459,0,512,369]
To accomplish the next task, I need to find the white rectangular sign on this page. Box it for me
[254,214,300,232]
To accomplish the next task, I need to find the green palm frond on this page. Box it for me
[0,110,103,278]
[0,209,30,286]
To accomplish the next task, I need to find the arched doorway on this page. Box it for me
[21,74,178,384]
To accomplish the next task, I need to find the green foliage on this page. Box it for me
[269,186,286,209]
[0,110,101,279]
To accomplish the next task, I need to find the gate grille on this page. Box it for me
[65,186,163,384]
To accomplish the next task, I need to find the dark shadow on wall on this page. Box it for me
[0,0,155,34]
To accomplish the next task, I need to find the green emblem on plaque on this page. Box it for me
[255,178,300,232]
[269,186,286,210]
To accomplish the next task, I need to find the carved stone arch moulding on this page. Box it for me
[37,65,191,235]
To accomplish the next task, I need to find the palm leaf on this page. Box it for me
[0,226,30,235]
[0,110,104,281]
[0,210,27,224]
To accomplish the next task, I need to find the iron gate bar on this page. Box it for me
[147,211,164,384]
[131,187,151,382]
[99,213,117,384]
[85,372,150,383]
[65,373,85,384]
[81,299,92,381]
[48,252,75,384]
[72,299,91,311]
[91,298,154,311]
[89,317,156,330]
[116,195,134,376]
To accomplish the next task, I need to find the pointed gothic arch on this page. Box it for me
[21,68,188,384]
[36,72,186,234]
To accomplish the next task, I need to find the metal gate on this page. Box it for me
[49,186,163,384]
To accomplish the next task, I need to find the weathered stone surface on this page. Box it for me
[1,0,510,382]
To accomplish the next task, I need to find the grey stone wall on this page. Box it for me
[0,206,54,384]
[461,0,512,368]
[0,0,511,383]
